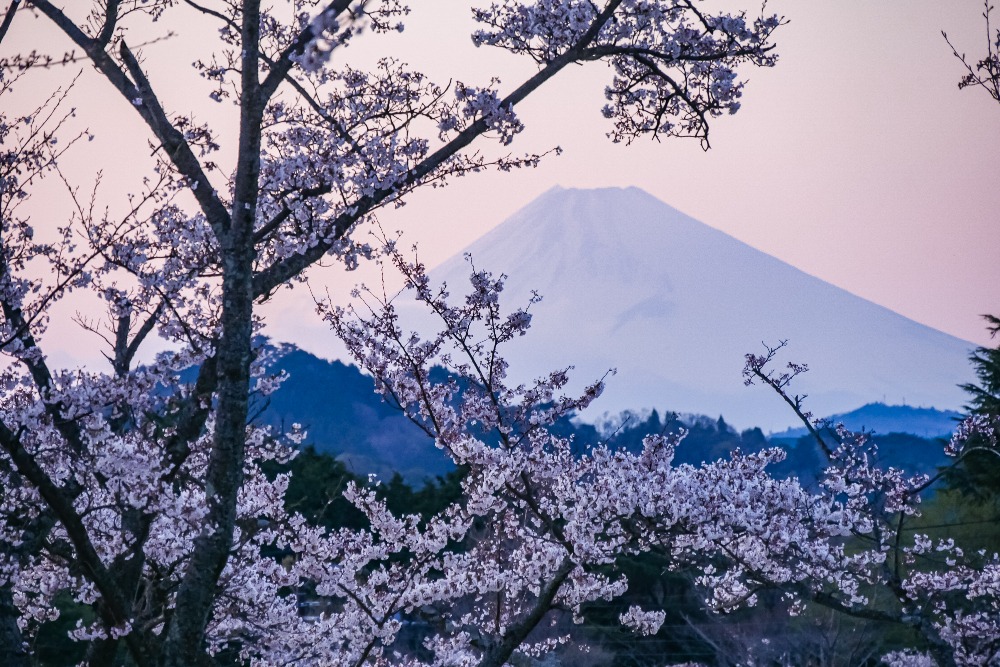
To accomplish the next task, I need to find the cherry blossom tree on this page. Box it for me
[0,1,998,664]
[310,246,1000,667]
[0,0,788,664]
[743,345,1000,667]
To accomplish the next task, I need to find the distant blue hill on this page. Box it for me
[229,346,956,483]
[242,345,453,482]
[253,346,599,482]
[769,402,962,440]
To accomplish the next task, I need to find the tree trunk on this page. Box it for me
[161,2,262,662]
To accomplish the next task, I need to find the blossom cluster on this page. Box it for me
[473,0,782,143]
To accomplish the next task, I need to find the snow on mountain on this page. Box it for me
[421,186,975,432]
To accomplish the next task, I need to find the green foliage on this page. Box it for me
[949,314,1000,498]
[262,445,369,531]
[262,445,467,531]
[961,314,1000,417]
[580,553,714,666]
[914,488,1000,557]
[381,467,468,520]
[31,592,96,667]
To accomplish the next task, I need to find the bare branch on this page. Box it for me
[96,0,121,48]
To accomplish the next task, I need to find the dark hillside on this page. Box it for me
[240,345,954,484]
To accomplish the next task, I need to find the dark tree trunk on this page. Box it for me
[160,1,263,663]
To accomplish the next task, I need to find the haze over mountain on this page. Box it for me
[771,403,962,440]
[423,186,975,431]
[245,346,954,481]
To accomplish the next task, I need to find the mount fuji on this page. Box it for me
[424,186,975,432]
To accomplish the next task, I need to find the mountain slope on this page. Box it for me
[255,348,449,480]
[243,347,955,479]
[771,403,962,440]
[425,186,974,431]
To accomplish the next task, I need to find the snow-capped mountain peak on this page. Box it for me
[428,186,974,431]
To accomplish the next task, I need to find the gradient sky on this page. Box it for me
[359,0,1000,348]
[3,0,999,369]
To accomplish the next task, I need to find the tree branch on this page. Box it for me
[117,39,232,236]
[162,0,264,659]
[0,421,153,667]
[257,0,354,104]
[0,0,19,46]
[96,0,121,48]
[252,0,626,299]
[477,557,575,667]
[28,1,231,236]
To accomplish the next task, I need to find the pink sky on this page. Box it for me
[3,0,998,364]
[364,0,1000,348]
